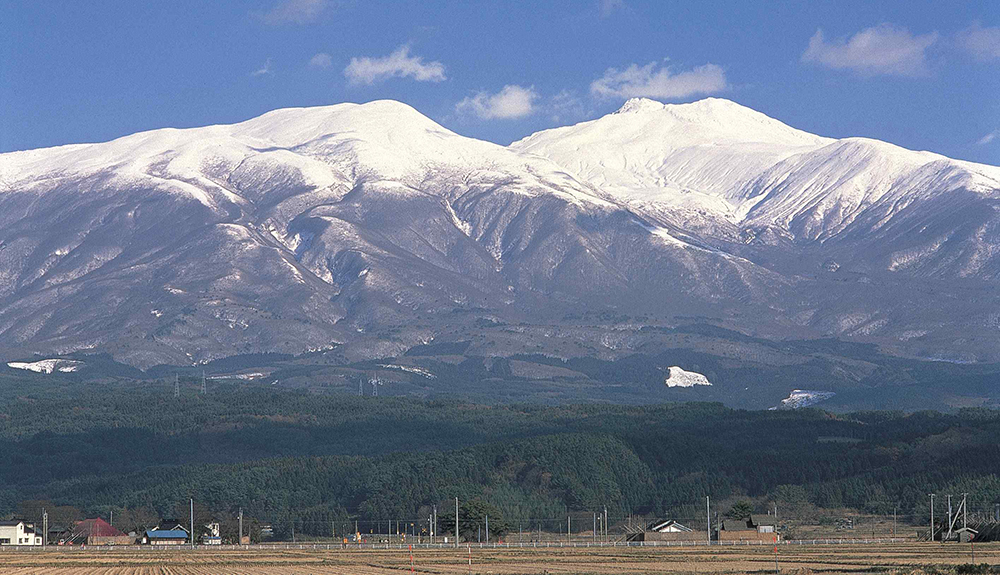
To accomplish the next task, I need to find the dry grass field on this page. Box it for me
[0,543,997,575]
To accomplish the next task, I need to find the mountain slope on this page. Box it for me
[0,100,781,368]
[2,98,1000,373]
[514,98,1000,278]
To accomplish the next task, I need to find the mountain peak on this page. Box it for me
[613,97,763,122]
[614,97,666,114]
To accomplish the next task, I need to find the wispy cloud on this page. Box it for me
[590,61,727,99]
[957,22,1000,62]
[801,24,938,76]
[599,0,624,18]
[978,129,999,146]
[549,90,589,123]
[343,45,446,86]
[456,85,539,120]
[309,53,332,69]
[251,58,273,77]
[261,0,327,25]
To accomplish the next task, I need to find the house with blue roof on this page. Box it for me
[140,523,189,545]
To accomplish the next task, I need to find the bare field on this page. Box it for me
[0,543,997,575]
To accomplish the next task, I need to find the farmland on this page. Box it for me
[1,542,997,575]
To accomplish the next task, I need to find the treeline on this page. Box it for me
[1,380,999,537]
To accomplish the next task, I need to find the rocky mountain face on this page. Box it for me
[2,98,999,370]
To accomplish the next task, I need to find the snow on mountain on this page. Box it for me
[1,97,1000,369]
[0,100,610,211]
[0,99,776,368]
[512,98,832,227]
[664,366,712,387]
[513,98,1000,254]
[772,390,836,410]
[7,359,84,373]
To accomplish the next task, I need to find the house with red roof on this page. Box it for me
[69,518,133,545]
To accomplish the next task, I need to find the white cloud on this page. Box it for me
[343,45,446,86]
[957,22,1000,62]
[309,53,332,68]
[599,0,624,18]
[590,61,727,99]
[801,25,938,76]
[252,58,273,77]
[978,130,999,146]
[456,85,539,120]
[262,0,327,25]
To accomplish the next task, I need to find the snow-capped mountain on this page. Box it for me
[1,98,999,369]
[515,98,1000,274]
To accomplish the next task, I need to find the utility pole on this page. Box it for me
[486,515,489,544]
[174,374,180,398]
[593,513,597,543]
[455,497,459,548]
[201,370,207,394]
[948,495,953,540]
[190,499,195,547]
[604,507,608,542]
[42,509,48,546]
[709,496,716,542]
[962,493,968,530]
[929,494,935,542]
[893,507,897,538]
[238,508,244,545]
[110,510,113,528]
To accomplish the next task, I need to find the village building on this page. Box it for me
[48,524,72,545]
[68,518,133,545]
[716,516,778,542]
[141,523,190,545]
[202,522,222,545]
[627,519,703,542]
[0,520,43,546]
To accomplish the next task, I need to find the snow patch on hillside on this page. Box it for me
[378,364,436,378]
[664,366,712,387]
[772,389,836,410]
[7,359,84,374]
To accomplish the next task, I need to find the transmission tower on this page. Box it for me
[201,370,207,394]
[174,374,179,398]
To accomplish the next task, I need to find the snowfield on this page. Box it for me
[773,390,837,410]
[7,359,85,374]
[664,366,712,388]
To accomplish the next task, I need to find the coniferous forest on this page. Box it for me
[1,374,998,540]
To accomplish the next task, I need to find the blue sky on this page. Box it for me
[3,0,999,165]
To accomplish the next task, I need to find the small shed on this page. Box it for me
[955,527,978,543]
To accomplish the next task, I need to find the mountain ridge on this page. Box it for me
[1,97,999,374]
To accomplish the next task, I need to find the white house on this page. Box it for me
[0,520,43,545]
[649,519,693,533]
[202,522,222,545]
